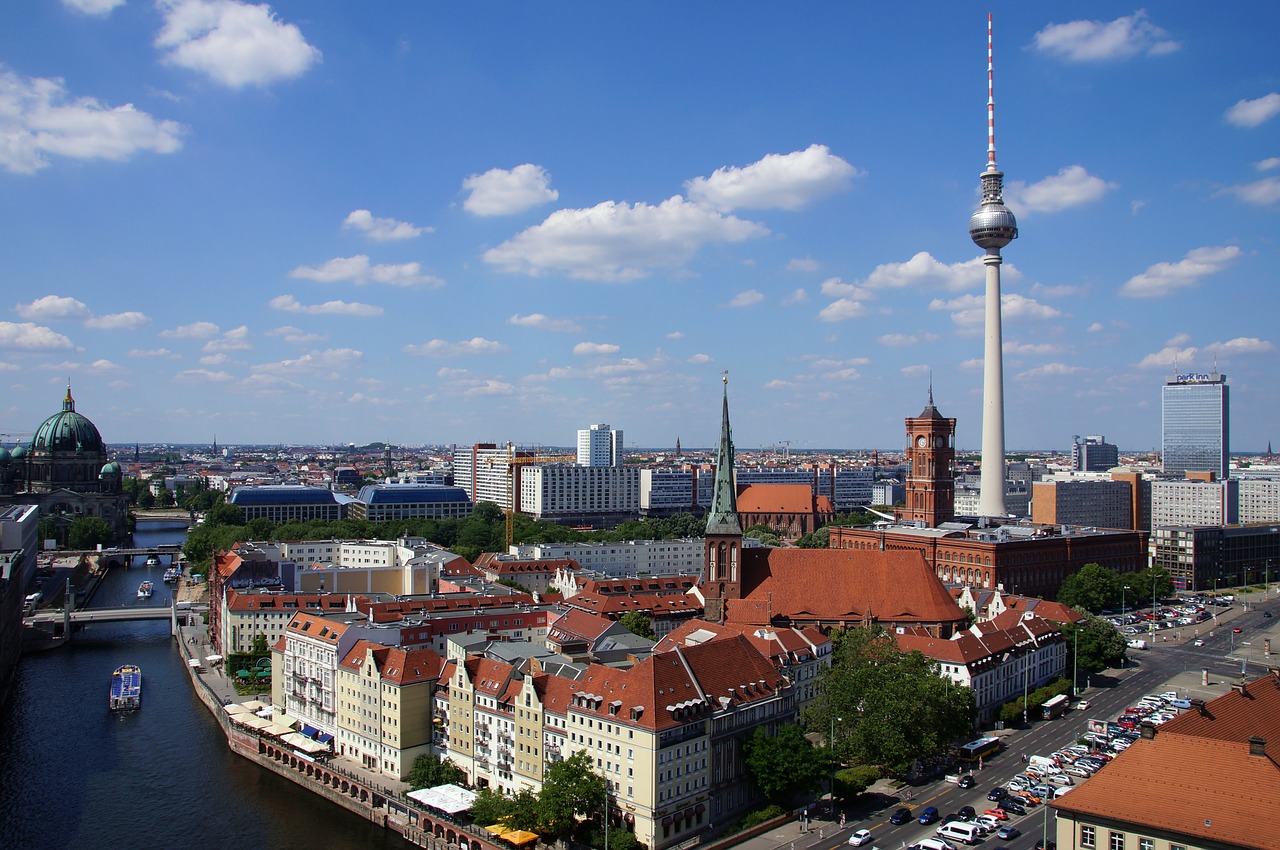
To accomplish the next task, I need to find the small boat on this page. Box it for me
[162,567,181,583]
[137,581,153,599]
[145,555,161,568]
[110,664,142,712]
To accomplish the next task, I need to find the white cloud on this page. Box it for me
[781,288,809,306]
[14,295,90,322]
[62,0,126,14]
[202,325,251,352]
[1004,340,1064,356]
[901,364,931,378]
[958,358,983,371]
[929,293,1063,328]
[483,196,767,282]
[1205,337,1275,356]
[666,331,685,340]
[863,252,988,292]
[461,164,558,216]
[684,144,860,212]
[85,311,150,330]
[250,348,363,376]
[1005,165,1116,214]
[1017,363,1085,379]
[200,353,230,366]
[787,257,819,273]
[1220,177,1280,206]
[289,255,443,288]
[1137,338,1198,370]
[155,0,321,89]
[1225,93,1280,128]
[573,342,620,356]
[266,325,326,345]
[817,277,872,322]
[0,68,185,174]
[688,353,712,364]
[173,368,233,383]
[268,294,383,317]
[877,333,939,347]
[160,321,219,339]
[463,380,515,397]
[1258,157,1280,172]
[0,321,75,350]
[507,313,582,333]
[727,289,764,308]
[342,209,430,241]
[128,347,180,358]
[403,337,508,357]
[1033,11,1180,62]
[1087,322,1104,333]
[1119,245,1241,298]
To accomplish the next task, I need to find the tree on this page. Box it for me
[618,611,657,640]
[246,516,276,539]
[742,724,828,803]
[1062,614,1127,674]
[1126,566,1175,605]
[406,754,465,791]
[204,502,245,528]
[795,527,830,549]
[468,786,512,826]
[68,516,113,549]
[1056,563,1120,613]
[537,751,604,838]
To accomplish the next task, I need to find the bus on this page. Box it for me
[1041,694,1070,720]
[956,737,1001,763]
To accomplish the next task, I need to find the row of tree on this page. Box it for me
[1057,563,1175,615]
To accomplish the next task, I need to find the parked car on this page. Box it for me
[987,787,1008,802]
[919,807,940,825]
[999,800,1026,817]
[958,806,976,821]
[982,809,1009,821]
[998,826,1022,840]
[1035,840,1057,850]
[849,829,874,846]
[891,807,914,825]
[1046,773,1074,787]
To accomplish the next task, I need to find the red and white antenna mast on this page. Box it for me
[987,12,997,171]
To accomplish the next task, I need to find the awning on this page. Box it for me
[504,830,539,845]
[204,654,223,664]
[281,732,329,754]
[224,702,251,715]
[237,715,272,731]
[406,784,477,814]
[255,707,273,718]
[263,722,294,737]
[485,824,511,836]
[300,723,320,738]
[240,700,267,712]
[273,713,299,730]
[188,659,201,668]
[316,732,333,745]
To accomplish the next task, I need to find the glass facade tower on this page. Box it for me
[1161,372,1229,479]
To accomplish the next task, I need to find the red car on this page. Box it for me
[983,809,1009,821]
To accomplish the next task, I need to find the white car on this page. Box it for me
[1046,773,1074,787]
[849,829,875,846]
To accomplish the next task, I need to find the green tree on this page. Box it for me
[246,516,276,539]
[68,516,113,549]
[37,517,61,547]
[205,502,245,527]
[742,723,828,803]
[618,611,657,640]
[796,527,830,549]
[136,488,156,509]
[406,754,465,791]
[1062,614,1127,674]
[537,751,604,838]
[1056,563,1120,613]
[468,786,513,826]
[1126,566,1175,605]
[834,764,882,798]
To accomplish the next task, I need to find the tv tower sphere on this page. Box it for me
[969,185,1018,249]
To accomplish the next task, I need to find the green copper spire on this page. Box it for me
[705,372,742,536]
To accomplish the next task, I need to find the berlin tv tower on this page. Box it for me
[969,13,1018,520]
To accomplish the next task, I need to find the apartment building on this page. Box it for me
[511,538,705,578]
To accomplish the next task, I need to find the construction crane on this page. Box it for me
[489,443,577,549]
[779,440,793,462]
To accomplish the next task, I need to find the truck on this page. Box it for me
[1028,754,1060,772]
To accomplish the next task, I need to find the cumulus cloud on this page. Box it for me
[62,0,126,14]
[877,333,939,347]
[1225,93,1280,128]
[160,321,219,338]
[250,348,363,376]
[462,164,558,216]
[787,257,819,273]
[289,255,443,288]
[128,347,180,358]
[684,144,860,212]
[817,277,872,322]
[173,368,233,383]
[268,294,383,316]
[781,288,809,306]
[1258,157,1280,172]
[342,209,430,241]
[200,353,230,366]
[1033,11,1180,62]
[507,313,582,333]
[1005,165,1116,214]
[266,325,327,346]
[688,353,712,364]
[85,311,149,330]
[727,289,764,308]
[1119,245,1241,298]
[666,331,685,340]
[0,68,185,174]
[14,295,90,322]
[483,196,768,282]
[1017,363,1085,379]
[202,325,251,352]
[929,293,1063,328]
[0,321,76,350]
[1205,337,1274,356]
[573,341,621,356]
[1219,177,1280,206]
[1137,335,1198,369]
[154,0,321,89]
[1087,322,1105,333]
[403,337,508,357]
[1031,283,1080,298]
[863,252,988,292]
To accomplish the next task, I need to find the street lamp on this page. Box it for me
[829,714,843,815]
[1072,627,1079,697]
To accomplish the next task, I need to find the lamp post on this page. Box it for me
[1072,627,1079,697]
[829,714,843,815]
[603,778,609,850]
[1022,658,1029,725]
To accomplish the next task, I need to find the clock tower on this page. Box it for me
[900,387,956,527]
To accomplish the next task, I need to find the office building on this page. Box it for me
[1032,477,1133,529]
[1148,523,1280,592]
[1150,478,1239,528]
[518,464,640,526]
[578,423,624,467]
[226,485,347,524]
[348,483,472,523]
[1072,435,1119,472]
[1162,371,1229,479]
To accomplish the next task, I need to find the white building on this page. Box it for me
[578,423,624,467]
[1239,479,1280,524]
[274,611,364,737]
[511,538,705,577]
[1150,478,1239,527]
[517,464,640,521]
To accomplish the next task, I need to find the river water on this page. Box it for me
[0,522,409,850]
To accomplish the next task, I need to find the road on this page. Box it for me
[762,591,1277,850]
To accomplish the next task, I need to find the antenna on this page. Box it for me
[987,12,997,170]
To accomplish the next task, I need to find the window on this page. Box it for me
[1139,841,1153,850]
[1081,827,1095,848]
[1110,834,1124,850]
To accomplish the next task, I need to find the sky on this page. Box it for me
[1,2,1277,453]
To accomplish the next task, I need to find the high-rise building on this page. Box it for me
[968,15,1018,519]
[576,423,623,467]
[1072,435,1119,472]
[1162,371,1229,479]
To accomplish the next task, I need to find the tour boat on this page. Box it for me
[137,581,153,599]
[110,664,142,712]
[145,555,161,568]
[163,567,181,583]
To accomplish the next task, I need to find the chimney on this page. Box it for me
[1139,721,1156,740]
[1190,698,1208,716]
[1234,681,1249,697]
[1249,737,1266,757]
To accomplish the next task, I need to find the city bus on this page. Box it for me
[1041,694,1070,720]
[956,736,1001,763]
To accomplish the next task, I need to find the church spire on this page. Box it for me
[705,372,742,536]
[63,379,75,412]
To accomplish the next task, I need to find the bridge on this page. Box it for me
[26,606,184,626]
[64,544,185,559]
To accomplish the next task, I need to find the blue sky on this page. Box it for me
[1,3,1277,453]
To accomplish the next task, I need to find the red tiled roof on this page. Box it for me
[736,483,814,514]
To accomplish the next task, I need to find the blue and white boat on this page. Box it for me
[110,665,142,712]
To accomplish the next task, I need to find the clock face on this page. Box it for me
[935,436,945,448]
[916,435,927,447]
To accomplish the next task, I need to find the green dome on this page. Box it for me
[31,386,105,455]
[0,446,10,463]
[10,444,25,460]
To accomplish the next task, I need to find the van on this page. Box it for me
[936,823,982,845]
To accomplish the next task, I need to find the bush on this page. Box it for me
[727,804,787,834]
[836,764,882,797]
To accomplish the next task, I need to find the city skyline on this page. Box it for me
[2,4,1277,451]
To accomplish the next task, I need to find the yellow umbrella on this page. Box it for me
[485,824,512,837]
[504,829,539,845]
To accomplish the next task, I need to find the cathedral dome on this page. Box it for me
[100,461,120,476]
[31,386,105,456]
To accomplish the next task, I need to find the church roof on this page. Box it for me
[31,384,105,455]
[735,483,814,514]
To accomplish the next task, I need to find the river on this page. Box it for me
[0,521,409,850]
